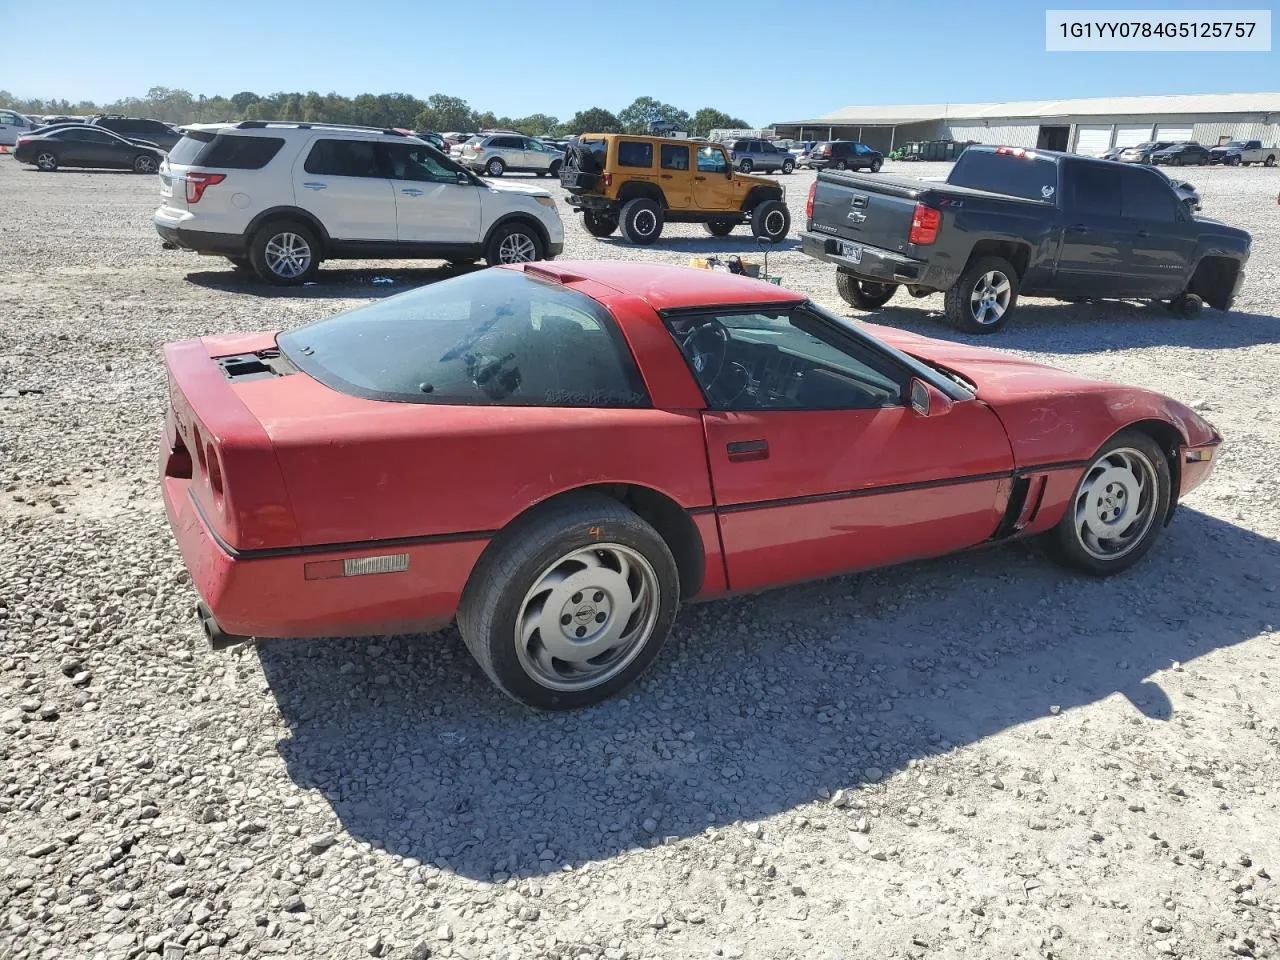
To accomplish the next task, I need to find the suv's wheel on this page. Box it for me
[485,221,544,265]
[548,159,562,178]
[35,152,58,172]
[836,272,898,309]
[703,220,736,237]
[250,221,320,285]
[486,157,506,176]
[457,493,679,710]
[943,255,1019,333]
[133,154,158,174]
[583,212,619,238]
[1043,430,1170,577]
[738,158,753,172]
[870,158,883,172]
[781,159,795,174]
[835,159,849,171]
[750,199,790,243]
[620,197,664,245]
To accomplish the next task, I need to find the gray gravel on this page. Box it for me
[2,156,1280,960]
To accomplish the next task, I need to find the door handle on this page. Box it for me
[302,182,328,190]
[726,439,769,462]
[401,188,424,196]
[694,175,707,181]
[660,174,673,179]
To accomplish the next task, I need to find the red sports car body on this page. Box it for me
[161,261,1220,708]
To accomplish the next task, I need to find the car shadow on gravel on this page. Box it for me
[183,263,483,298]
[260,507,1279,882]
[857,299,1280,353]
[593,236,801,256]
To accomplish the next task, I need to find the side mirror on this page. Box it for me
[909,378,954,418]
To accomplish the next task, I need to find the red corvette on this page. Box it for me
[161,262,1221,709]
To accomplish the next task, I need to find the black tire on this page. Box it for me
[447,258,479,268]
[620,197,664,245]
[836,272,898,309]
[249,221,321,286]
[869,158,883,172]
[1043,430,1171,577]
[583,212,619,238]
[484,220,545,265]
[750,199,790,243]
[548,159,561,178]
[226,256,252,272]
[738,158,753,172]
[781,159,795,174]
[133,154,158,174]
[485,157,505,176]
[1266,154,1277,167]
[943,255,1020,334]
[35,151,58,172]
[1168,292,1203,319]
[457,493,680,710]
[703,220,736,237]
[1227,155,1241,167]
[835,159,848,171]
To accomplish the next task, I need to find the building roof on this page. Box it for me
[778,92,1280,127]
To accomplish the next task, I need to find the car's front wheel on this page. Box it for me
[457,493,680,709]
[750,199,790,243]
[250,221,321,285]
[869,158,883,172]
[836,272,898,309]
[548,159,561,178]
[738,158,753,172]
[1044,431,1170,577]
[35,151,58,172]
[944,255,1020,333]
[133,154,157,174]
[485,221,544,265]
[583,212,619,237]
[781,159,795,174]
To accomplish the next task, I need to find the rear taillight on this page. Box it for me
[908,203,941,245]
[185,172,225,204]
[805,182,816,219]
[16,136,30,146]
[603,173,613,187]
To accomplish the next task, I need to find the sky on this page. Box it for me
[4,0,1278,124]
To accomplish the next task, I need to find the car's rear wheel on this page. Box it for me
[750,199,790,243]
[620,197,664,245]
[250,221,320,285]
[944,255,1019,333]
[486,157,505,176]
[738,158,753,172]
[781,159,795,174]
[703,220,736,237]
[133,154,157,174]
[36,152,58,172]
[457,493,680,709]
[836,272,898,309]
[583,212,619,237]
[485,221,544,265]
[1044,431,1170,577]
[835,159,848,171]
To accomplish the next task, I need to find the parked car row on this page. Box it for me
[11,124,167,173]
[1103,139,1277,167]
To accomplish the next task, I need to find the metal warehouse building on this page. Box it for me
[773,93,1280,156]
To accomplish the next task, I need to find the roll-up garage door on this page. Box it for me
[1074,124,1114,156]
[1155,124,1193,141]
[1115,124,1154,148]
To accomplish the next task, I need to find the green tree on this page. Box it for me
[689,107,750,138]
[230,91,259,113]
[559,107,622,135]
[413,93,475,132]
[511,113,558,136]
[617,96,689,134]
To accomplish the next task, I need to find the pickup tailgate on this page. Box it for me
[810,171,927,252]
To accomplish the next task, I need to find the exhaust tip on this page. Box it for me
[196,602,251,651]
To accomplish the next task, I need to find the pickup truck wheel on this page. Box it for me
[1266,155,1277,167]
[456,493,679,710]
[836,272,898,309]
[781,159,795,174]
[1227,155,1241,166]
[583,212,619,238]
[620,198,664,245]
[944,256,1019,334]
[703,220,736,237]
[750,199,790,243]
[1168,293,1203,319]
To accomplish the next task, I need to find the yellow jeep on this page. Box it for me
[559,134,791,245]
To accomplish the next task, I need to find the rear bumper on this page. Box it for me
[155,219,246,256]
[800,230,946,288]
[160,430,486,640]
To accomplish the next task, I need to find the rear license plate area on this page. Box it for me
[838,241,862,263]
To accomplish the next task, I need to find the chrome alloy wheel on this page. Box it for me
[497,231,537,263]
[970,269,1012,326]
[1073,447,1159,560]
[135,155,157,173]
[264,232,312,279]
[36,152,57,171]
[515,543,660,692]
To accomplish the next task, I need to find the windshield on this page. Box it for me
[278,269,649,407]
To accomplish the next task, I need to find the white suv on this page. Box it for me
[153,122,565,285]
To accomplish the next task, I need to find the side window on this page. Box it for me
[664,308,906,411]
[304,139,382,177]
[1120,169,1177,221]
[696,146,728,173]
[76,129,116,143]
[384,143,464,183]
[1068,163,1122,217]
[524,138,545,152]
[660,144,690,171]
[616,140,653,167]
[494,136,521,149]
[1248,141,1261,150]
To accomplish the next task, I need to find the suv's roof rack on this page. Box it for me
[234,121,408,137]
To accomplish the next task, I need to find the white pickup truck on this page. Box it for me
[1208,140,1278,167]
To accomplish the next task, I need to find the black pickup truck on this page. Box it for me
[799,145,1251,333]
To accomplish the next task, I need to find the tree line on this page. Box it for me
[0,87,751,138]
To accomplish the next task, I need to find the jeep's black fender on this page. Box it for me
[741,184,783,212]
[615,181,668,209]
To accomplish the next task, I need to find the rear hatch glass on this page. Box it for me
[947,150,1058,202]
[167,132,285,169]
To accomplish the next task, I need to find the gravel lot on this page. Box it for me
[2,155,1280,960]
